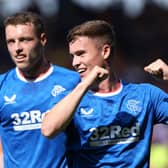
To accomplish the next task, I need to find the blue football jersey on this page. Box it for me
[65,81,168,168]
[0,64,80,168]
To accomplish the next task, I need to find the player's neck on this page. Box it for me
[97,80,121,93]
[91,74,121,93]
[18,60,51,81]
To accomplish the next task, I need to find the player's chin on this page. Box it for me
[16,63,30,71]
[80,73,85,80]
[81,72,90,81]
[79,70,88,79]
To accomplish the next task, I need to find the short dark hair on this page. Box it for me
[67,20,116,48]
[4,11,45,38]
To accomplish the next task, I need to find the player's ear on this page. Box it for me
[40,33,47,46]
[102,44,111,60]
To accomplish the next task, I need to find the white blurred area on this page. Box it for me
[0,0,168,18]
[0,0,59,18]
[0,155,3,168]
[0,141,3,168]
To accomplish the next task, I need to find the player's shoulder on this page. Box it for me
[52,64,80,81]
[0,68,16,91]
[52,64,78,75]
[122,80,161,92]
[0,68,15,82]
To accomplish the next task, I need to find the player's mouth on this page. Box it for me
[77,68,86,74]
[76,68,88,78]
[15,55,26,63]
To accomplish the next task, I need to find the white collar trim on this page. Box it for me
[16,65,53,82]
[90,81,123,97]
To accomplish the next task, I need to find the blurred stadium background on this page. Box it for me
[0,0,168,167]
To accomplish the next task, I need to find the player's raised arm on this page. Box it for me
[144,59,168,80]
[41,66,108,138]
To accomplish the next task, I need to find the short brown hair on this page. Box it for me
[67,20,115,47]
[4,11,45,38]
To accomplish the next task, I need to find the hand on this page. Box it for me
[82,65,109,87]
[144,59,168,80]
